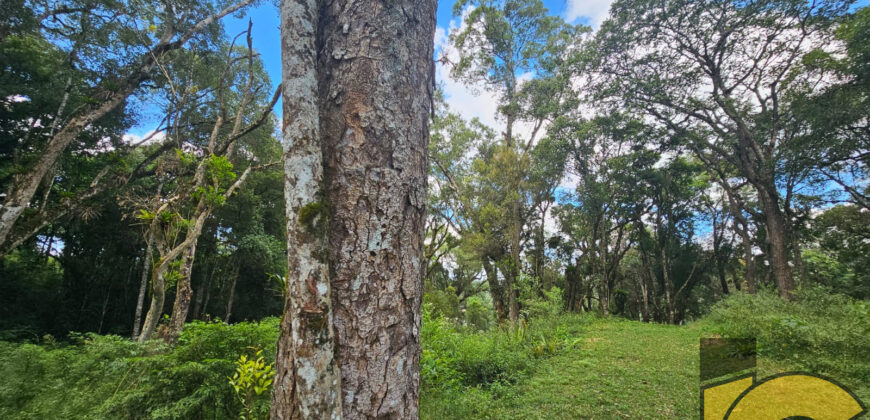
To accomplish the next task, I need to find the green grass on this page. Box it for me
[0,290,864,419]
[465,317,700,419]
[422,311,868,419]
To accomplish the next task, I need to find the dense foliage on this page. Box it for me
[0,318,279,419]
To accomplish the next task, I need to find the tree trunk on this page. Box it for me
[713,227,729,295]
[563,265,583,312]
[507,262,520,323]
[271,0,342,417]
[132,233,154,339]
[660,246,675,324]
[138,268,166,342]
[168,236,199,343]
[728,198,756,293]
[224,272,238,323]
[193,265,214,320]
[318,0,435,417]
[598,279,611,315]
[639,278,650,322]
[637,242,656,323]
[482,258,507,322]
[757,186,795,299]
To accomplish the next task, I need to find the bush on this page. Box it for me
[701,287,870,399]
[420,302,589,418]
[521,286,563,319]
[0,318,279,420]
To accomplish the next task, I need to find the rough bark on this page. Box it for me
[318,0,435,417]
[271,0,342,417]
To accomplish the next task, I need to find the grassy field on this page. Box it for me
[466,318,701,419]
[424,314,867,420]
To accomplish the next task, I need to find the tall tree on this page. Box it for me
[450,0,581,321]
[590,0,855,298]
[0,0,255,250]
[133,30,280,342]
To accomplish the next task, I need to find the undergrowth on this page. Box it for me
[700,286,870,402]
[0,318,279,419]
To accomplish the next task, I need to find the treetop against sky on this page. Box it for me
[127,0,870,141]
[126,0,609,140]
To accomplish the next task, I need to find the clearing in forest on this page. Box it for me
[484,318,700,419]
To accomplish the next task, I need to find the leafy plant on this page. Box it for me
[228,348,275,420]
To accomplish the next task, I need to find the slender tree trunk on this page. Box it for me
[201,275,212,319]
[271,0,342,417]
[193,264,214,320]
[598,280,610,315]
[637,242,655,323]
[168,236,199,342]
[563,265,583,312]
[507,262,520,323]
[224,273,238,323]
[138,268,166,342]
[660,246,675,324]
[318,1,435,417]
[639,277,650,322]
[132,234,154,338]
[728,197,757,293]
[712,219,729,295]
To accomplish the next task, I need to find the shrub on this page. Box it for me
[419,304,590,419]
[701,287,870,400]
[522,286,563,319]
[420,302,588,390]
[0,318,279,420]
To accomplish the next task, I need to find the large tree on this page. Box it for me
[0,0,255,251]
[449,0,581,322]
[271,0,436,418]
[590,0,856,298]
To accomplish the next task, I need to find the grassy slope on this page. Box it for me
[433,315,867,420]
[483,318,700,419]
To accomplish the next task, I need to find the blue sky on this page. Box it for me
[221,0,586,92]
[129,1,612,137]
[126,0,869,138]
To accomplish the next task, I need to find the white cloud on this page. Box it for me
[123,130,166,146]
[564,0,615,29]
